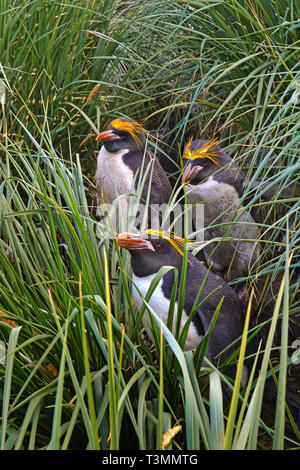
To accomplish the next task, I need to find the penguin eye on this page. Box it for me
[156,243,164,252]
[118,131,127,138]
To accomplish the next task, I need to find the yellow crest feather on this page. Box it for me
[183,137,222,167]
[110,118,144,148]
[145,229,197,259]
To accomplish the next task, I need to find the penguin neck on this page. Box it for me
[122,147,150,174]
[187,177,241,223]
[189,167,243,199]
[130,251,183,278]
[193,155,243,197]
[99,146,129,163]
[213,169,244,197]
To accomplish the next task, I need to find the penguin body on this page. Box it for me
[96,118,172,212]
[116,231,300,420]
[183,138,260,279]
[117,232,245,377]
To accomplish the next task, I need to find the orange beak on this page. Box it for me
[183,163,204,184]
[96,130,121,142]
[116,232,155,252]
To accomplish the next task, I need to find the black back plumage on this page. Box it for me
[122,148,172,205]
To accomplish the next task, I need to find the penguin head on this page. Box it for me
[116,231,188,276]
[182,138,233,184]
[96,117,146,153]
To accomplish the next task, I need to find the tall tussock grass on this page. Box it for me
[0,0,299,450]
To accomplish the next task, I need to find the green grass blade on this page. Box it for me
[0,326,22,450]
[156,321,164,450]
[273,231,291,449]
[223,290,253,449]
[103,246,118,450]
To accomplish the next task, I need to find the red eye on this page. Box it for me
[156,243,164,251]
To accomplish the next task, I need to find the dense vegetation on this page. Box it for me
[0,0,299,450]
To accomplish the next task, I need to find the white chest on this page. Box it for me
[132,273,201,350]
[186,177,239,222]
[96,147,134,204]
[187,177,238,204]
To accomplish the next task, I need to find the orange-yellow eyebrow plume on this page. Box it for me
[145,229,197,258]
[182,137,222,167]
[110,118,144,147]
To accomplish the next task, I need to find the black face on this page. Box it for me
[101,127,130,152]
[184,139,233,184]
[100,118,146,153]
[129,238,183,277]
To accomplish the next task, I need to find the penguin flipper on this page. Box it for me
[197,300,243,371]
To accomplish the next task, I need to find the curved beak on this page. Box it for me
[116,232,155,252]
[96,130,121,142]
[183,163,204,184]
